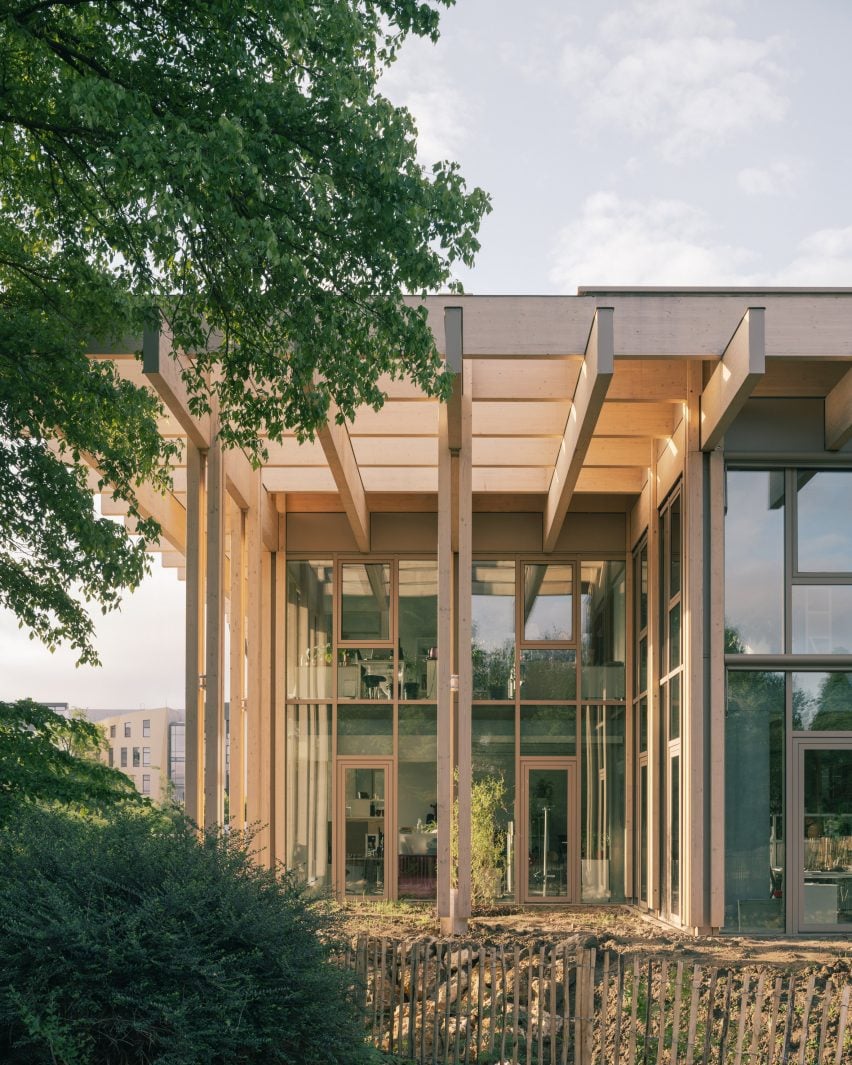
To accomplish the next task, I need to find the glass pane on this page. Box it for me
[580,704,626,903]
[343,767,385,897]
[285,705,332,890]
[636,636,648,695]
[668,601,681,672]
[337,703,393,755]
[520,705,576,756]
[398,705,438,900]
[527,770,569,898]
[639,763,648,902]
[472,561,515,700]
[669,496,681,597]
[797,471,852,573]
[340,562,390,642]
[639,696,648,754]
[523,563,573,641]
[668,674,681,741]
[398,561,438,700]
[725,470,784,654]
[670,754,680,916]
[724,671,785,932]
[520,649,576,700]
[638,544,648,632]
[802,749,852,926]
[792,586,852,655]
[581,561,626,699]
[338,647,395,700]
[793,672,852,731]
[473,706,515,901]
[286,561,333,698]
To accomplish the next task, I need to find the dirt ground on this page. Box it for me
[337,901,852,976]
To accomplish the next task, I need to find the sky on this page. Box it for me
[2,0,852,710]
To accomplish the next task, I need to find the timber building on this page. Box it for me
[93,288,852,935]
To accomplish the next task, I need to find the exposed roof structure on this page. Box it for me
[86,288,852,571]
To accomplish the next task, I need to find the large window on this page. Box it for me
[660,490,682,917]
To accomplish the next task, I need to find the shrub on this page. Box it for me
[0,804,366,1065]
[451,773,508,904]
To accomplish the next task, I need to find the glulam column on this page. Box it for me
[184,441,206,824]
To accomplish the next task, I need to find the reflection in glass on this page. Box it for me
[523,563,573,641]
[670,755,680,916]
[793,673,852,731]
[581,561,626,699]
[668,674,681,741]
[668,601,681,673]
[472,561,515,700]
[724,671,785,932]
[337,647,395,700]
[638,543,648,632]
[398,561,438,700]
[797,471,852,573]
[398,705,437,899]
[637,636,648,694]
[670,495,681,597]
[639,763,648,902]
[580,705,626,903]
[527,769,569,898]
[802,749,852,926]
[287,561,333,698]
[286,705,332,890]
[337,703,393,755]
[725,470,784,654]
[792,586,852,655]
[340,562,390,642]
[473,706,515,900]
[520,649,576,700]
[520,705,576,756]
[639,696,648,754]
[343,767,386,897]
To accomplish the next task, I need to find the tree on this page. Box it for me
[0,0,489,664]
[0,698,144,824]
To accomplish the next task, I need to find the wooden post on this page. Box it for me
[708,447,725,929]
[204,434,226,828]
[245,467,264,851]
[437,401,453,928]
[456,360,473,924]
[228,498,246,830]
[273,528,287,864]
[184,441,205,824]
[647,445,662,913]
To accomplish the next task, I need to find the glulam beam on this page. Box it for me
[699,307,765,451]
[142,325,211,449]
[316,406,369,551]
[825,365,852,451]
[543,307,614,552]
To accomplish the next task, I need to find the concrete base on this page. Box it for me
[439,887,469,936]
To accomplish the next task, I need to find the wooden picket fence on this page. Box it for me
[339,936,852,1064]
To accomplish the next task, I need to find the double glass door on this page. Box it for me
[794,741,852,932]
[337,761,394,899]
[520,760,577,903]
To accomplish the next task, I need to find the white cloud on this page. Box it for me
[549,192,758,291]
[774,225,852,284]
[557,0,788,160]
[379,36,470,167]
[737,160,801,197]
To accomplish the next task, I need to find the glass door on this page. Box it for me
[336,761,394,899]
[520,760,577,903]
[793,741,852,932]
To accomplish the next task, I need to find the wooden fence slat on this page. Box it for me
[444,946,454,1065]
[655,960,668,1065]
[513,944,521,1065]
[550,945,558,1065]
[600,951,611,1065]
[797,973,815,1065]
[702,968,719,1065]
[575,949,587,1065]
[409,941,418,1061]
[389,939,398,1056]
[716,971,732,1065]
[749,972,767,1064]
[538,945,546,1065]
[561,944,571,1065]
[399,941,408,1054]
[378,939,387,1048]
[431,944,440,1065]
[454,946,463,1065]
[489,947,498,1055]
[683,964,702,1065]
[588,947,598,1065]
[499,946,509,1065]
[612,953,623,1065]
[474,946,484,1063]
[732,971,751,1065]
[816,979,833,1064]
[834,984,850,1065]
[628,957,641,1065]
[670,960,684,1065]
[643,960,653,1065]
[526,947,535,1065]
[766,977,783,1065]
[781,975,796,1064]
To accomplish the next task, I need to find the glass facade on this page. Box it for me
[580,704,626,903]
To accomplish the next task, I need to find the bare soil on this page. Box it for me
[336,901,852,976]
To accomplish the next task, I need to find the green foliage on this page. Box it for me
[452,773,508,905]
[0,698,144,825]
[0,0,489,664]
[0,804,370,1065]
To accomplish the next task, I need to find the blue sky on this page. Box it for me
[2,0,851,708]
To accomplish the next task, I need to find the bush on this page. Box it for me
[0,805,366,1065]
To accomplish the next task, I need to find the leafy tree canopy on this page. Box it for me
[0,0,489,663]
[0,698,145,823]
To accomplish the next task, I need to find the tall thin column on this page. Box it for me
[228,498,247,830]
[184,442,206,824]
[204,434,226,829]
